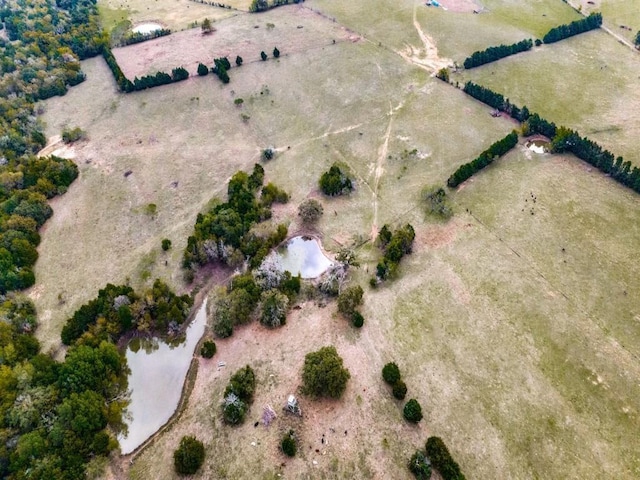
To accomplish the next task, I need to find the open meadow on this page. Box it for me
[34,1,640,478]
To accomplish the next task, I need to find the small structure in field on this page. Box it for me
[284,394,302,416]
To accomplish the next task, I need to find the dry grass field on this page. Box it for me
[98,0,238,33]
[35,1,640,479]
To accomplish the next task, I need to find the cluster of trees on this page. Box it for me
[189,0,235,9]
[103,46,134,92]
[421,186,452,220]
[173,435,205,475]
[212,254,300,338]
[462,82,640,194]
[1,155,78,293]
[542,12,602,44]
[447,131,518,188]
[382,362,407,400]
[337,284,364,328]
[117,28,171,47]
[212,57,232,83]
[60,280,193,346]
[182,164,290,276]
[222,365,256,425]
[463,39,532,69]
[301,346,350,398]
[373,224,415,282]
[0,294,129,479]
[319,163,354,196]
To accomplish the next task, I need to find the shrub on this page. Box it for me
[61,126,86,144]
[236,55,243,66]
[302,346,350,399]
[200,340,216,358]
[382,362,401,385]
[173,436,205,475]
[261,51,267,61]
[403,399,423,423]
[262,147,274,161]
[223,396,247,425]
[259,289,289,328]
[337,285,364,317]
[281,430,296,457]
[197,62,209,76]
[392,380,407,400]
[273,47,280,58]
[408,450,432,480]
[161,238,172,251]
[225,365,256,402]
[425,436,465,480]
[319,164,353,196]
[421,186,452,220]
[298,199,324,224]
[351,311,364,328]
[234,98,244,105]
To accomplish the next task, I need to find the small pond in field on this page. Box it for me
[118,300,207,455]
[526,140,549,154]
[277,236,333,279]
[132,22,163,35]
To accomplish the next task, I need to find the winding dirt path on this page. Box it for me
[370,102,394,240]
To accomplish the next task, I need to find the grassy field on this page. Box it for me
[572,0,640,44]
[455,29,640,165]
[35,0,640,478]
[98,0,238,33]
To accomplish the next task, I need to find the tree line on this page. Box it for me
[447,131,518,188]
[373,224,416,283]
[542,12,602,44]
[116,28,171,47]
[463,39,533,69]
[462,82,640,193]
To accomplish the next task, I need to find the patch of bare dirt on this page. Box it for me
[415,218,464,250]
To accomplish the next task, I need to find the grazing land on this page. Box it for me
[33,0,640,478]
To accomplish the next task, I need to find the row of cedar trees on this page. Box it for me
[462,82,640,193]
[462,13,602,69]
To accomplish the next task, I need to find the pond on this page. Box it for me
[526,140,550,154]
[132,22,163,35]
[277,236,333,279]
[118,300,207,455]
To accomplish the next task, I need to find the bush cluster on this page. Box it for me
[425,436,466,480]
[337,284,364,327]
[298,198,324,225]
[408,450,432,479]
[403,398,423,423]
[421,186,452,219]
[281,430,297,457]
[382,362,406,400]
[447,131,518,188]
[200,340,216,358]
[374,224,415,282]
[319,164,354,196]
[222,365,256,425]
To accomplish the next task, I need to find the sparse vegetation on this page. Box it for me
[421,186,452,220]
[61,126,87,144]
[298,199,324,225]
[302,346,350,399]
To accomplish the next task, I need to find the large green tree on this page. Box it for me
[301,346,350,399]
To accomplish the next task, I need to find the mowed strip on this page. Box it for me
[112,6,361,79]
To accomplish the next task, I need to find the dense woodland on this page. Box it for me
[0,1,193,478]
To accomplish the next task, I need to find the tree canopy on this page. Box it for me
[301,346,351,398]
